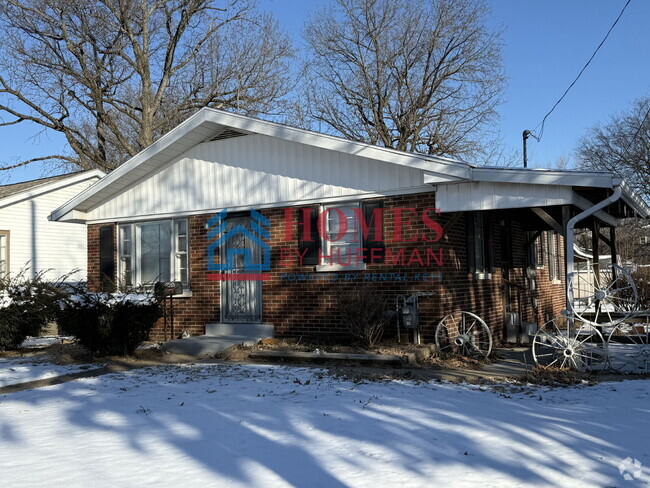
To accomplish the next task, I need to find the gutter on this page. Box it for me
[565,182,622,309]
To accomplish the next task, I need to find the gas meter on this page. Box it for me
[401,304,418,329]
[396,292,434,344]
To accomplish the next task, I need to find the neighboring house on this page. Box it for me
[0,170,103,281]
[50,109,650,342]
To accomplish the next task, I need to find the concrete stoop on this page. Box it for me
[161,323,274,357]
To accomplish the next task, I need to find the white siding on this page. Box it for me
[88,134,424,221]
[436,181,573,213]
[0,179,96,281]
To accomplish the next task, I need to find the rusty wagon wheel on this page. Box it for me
[435,311,492,358]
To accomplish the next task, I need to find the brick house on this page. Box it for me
[50,109,649,343]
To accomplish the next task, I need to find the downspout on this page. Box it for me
[566,181,622,310]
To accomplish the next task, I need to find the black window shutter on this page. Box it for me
[466,213,476,274]
[361,200,385,263]
[99,225,115,291]
[298,206,320,266]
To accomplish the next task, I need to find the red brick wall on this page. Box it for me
[87,191,567,343]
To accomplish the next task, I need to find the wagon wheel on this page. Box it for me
[435,311,492,358]
[532,316,607,371]
[567,263,637,326]
[607,322,650,374]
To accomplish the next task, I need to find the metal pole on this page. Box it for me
[170,295,175,340]
[522,130,531,168]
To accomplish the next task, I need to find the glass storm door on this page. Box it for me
[221,216,262,323]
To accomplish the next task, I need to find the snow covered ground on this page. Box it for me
[0,364,648,487]
[0,356,99,387]
[20,335,75,348]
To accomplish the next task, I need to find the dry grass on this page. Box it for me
[519,366,593,386]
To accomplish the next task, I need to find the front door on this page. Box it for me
[220,216,263,323]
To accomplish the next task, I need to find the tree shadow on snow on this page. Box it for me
[0,363,647,486]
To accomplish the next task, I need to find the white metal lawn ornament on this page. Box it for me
[606,321,650,374]
[567,263,638,326]
[532,314,608,372]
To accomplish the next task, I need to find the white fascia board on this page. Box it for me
[53,209,89,223]
[469,166,616,187]
[620,180,650,218]
[0,169,104,210]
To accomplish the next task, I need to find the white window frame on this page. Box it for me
[0,231,9,279]
[547,231,562,284]
[468,212,491,280]
[118,219,190,292]
[316,202,366,272]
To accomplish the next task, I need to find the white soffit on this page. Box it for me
[436,181,574,213]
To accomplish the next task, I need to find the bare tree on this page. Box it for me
[577,95,650,201]
[0,0,293,172]
[302,0,504,159]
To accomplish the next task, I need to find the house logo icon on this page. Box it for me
[206,209,271,281]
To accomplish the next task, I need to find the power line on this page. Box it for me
[532,0,632,141]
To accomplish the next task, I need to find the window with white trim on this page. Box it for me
[319,202,365,270]
[0,232,8,278]
[118,219,189,288]
[547,231,562,282]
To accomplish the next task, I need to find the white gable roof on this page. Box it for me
[50,109,472,222]
[49,108,650,222]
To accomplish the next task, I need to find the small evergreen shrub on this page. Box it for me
[0,270,68,351]
[57,288,161,356]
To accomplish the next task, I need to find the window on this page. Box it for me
[547,231,562,282]
[118,219,189,289]
[318,202,365,270]
[536,233,546,268]
[467,212,491,277]
[526,231,540,268]
[0,232,8,278]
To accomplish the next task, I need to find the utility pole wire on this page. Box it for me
[532,0,632,141]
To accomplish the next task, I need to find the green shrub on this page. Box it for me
[0,271,68,351]
[56,290,161,356]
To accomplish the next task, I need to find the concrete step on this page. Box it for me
[162,336,243,356]
[205,323,274,339]
[162,323,274,357]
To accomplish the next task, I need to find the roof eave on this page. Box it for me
[0,169,104,210]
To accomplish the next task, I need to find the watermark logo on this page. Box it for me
[206,205,444,282]
[206,209,271,281]
[619,457,643,481]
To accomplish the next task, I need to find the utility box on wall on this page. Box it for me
[506,312,537,344]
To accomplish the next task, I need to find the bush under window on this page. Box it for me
[57,289,161,356]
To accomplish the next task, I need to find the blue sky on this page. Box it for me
[1,0,649,183]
